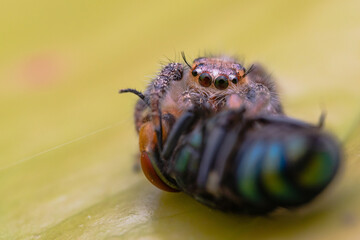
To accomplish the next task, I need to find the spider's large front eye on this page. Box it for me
[214,76,229,90]
[198,73,212,87]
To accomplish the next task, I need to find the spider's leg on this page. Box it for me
[149,63,184,151]
[247,64,283,114]
[119,88,150,133]
[247,83,272,117]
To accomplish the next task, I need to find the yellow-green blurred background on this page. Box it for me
[1,0,360,239]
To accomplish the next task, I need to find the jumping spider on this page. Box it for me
[119,53,283,182]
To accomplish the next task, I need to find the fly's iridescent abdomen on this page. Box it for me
[163,109,341,213]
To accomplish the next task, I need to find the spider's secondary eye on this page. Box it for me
[198,73,212,87]
[192,69,198,76]
[231,76,238,84]
[214,76,229,90]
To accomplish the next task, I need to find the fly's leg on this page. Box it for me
[162,111,198,160]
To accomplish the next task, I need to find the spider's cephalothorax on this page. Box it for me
[124,55,283,132]
[182,56,282,114]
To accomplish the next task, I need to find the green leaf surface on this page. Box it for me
[1,0,360,239]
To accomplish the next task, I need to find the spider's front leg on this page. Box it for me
[226,83,276,118]
[226,64,284,117]
[246,63,283,114]
[122,63,185,191]
[149,63,184,150]
[138,63,185,191]
[119,63,184,175]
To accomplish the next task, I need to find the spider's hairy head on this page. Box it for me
[178,56,251,111]
[189,56,247,92]
[178,55,268,112]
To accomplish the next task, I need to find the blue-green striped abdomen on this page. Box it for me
[169,113,341,213]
